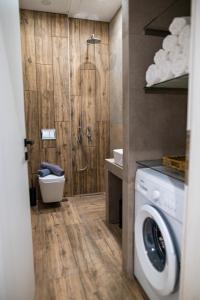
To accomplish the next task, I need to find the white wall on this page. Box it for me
[109,8,123,153]
[0,0,35,299]
[0,0,26,130]
[180,0,200,298]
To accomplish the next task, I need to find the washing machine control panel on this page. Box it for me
[135,169,185,222]
[151,188,177,217]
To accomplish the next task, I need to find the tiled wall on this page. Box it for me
[20,10,110,196]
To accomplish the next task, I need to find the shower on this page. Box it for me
[87,34,101,44]
[76,33,101,173]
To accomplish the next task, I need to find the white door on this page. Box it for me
[0,1,35,300]
[180,0,200,298]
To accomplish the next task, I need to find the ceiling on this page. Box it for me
[19,0,121,22]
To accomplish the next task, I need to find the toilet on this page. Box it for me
[39,175,65,203]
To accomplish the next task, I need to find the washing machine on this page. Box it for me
[134,168,185,300]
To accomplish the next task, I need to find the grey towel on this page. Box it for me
[38,169,51,177]
[41,162,64,177]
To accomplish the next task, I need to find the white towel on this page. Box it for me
[169,17,190,35]
[146,64,160,86]
[168,45,182,63]
[171,53,188,77]
[162,35,178,52]
[158,60,174,82]
[178,24,190,47]
[154,49,168,65]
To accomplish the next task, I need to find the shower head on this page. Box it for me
[87,34,101,44]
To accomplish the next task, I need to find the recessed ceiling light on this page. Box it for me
[41,0,52,6]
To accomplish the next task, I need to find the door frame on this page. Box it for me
[180,0,200,298]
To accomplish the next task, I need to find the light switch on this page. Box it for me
[41,129,56,140]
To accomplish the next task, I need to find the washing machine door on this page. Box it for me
[135,204,178,296]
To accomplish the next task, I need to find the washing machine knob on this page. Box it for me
[152,190,160,202]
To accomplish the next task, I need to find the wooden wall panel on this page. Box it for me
[35,12,52,64]
[36,64,55,130]
[51,14,68,37]
[95,44,109,121]
[41,148,57,165]
[56,121,72,195]
[24,91,39,145]
[95,22,109,45]
[52,37,70,121]
[71,96,85,195]
[97,121,110,192]
[34,12,52,36]
[81,69,96,147]
[21,10,109,196]
[87,146,97,193]
[24,91,40,180]
[69,19,81,96]
[35,36,53,65]
[20,10,37,91]
[36,64,53,92]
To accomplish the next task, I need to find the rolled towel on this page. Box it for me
[169,17,190,35]
[162,35,178,52]
[178,24,190,47]
[157,60,174,82]
[154,49,168,65]
[182,41,190,62]
[38,169,51,177]
[146,64,160,87]
[171,53,188,77]
[41,162,65,177]
[168,45,182,63]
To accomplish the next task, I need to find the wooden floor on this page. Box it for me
[32,193,146,300]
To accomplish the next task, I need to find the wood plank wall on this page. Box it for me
[20,10,110,196]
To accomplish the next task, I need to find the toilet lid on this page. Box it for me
[39,174,65,183]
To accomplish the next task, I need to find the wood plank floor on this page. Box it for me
[32,193,146,300]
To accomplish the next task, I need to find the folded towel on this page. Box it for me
[178,24,190,47]
[171,53,188,77]
[154,49,168,65]
[168,45,182,62]
[41,162,65,177]
[38,169,51,177]
[169,17,190,35]
[146,64,160,86]
[162,35,178,52]
[158,60,174,82]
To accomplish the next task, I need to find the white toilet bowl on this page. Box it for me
[39,174,65,203]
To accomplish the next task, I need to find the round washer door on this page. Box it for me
[135,204,178,296]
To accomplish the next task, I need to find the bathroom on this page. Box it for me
[0,0,200,299]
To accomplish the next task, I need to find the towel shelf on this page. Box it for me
[144,0,191,37]
[144,73,188,93]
